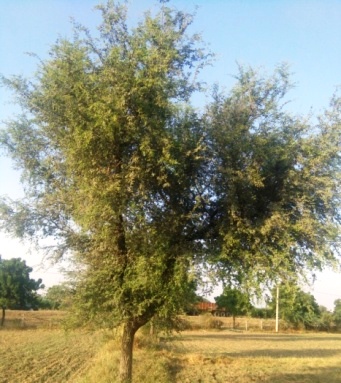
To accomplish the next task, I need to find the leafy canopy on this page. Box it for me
[0,256,43,310]
[268,283,321,329]
[0,2,340,381]
[333,299,341,325]
[203,66,341,288]
[215,286,252,317]
[42,283,74,310]
[0,1,209,329]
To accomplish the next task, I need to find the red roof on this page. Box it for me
[196,302,217,311]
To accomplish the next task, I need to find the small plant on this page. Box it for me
[205,318,224,329]
[198,314,224,329]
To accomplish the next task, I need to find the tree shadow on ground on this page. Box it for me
[165,332,341,382]
[223,348,341,358]
[163,356,184,382]
[165,360,341,383]
[177,332,341,342]
[260,365,341,383]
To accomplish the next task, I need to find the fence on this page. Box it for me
[184,315,282,332]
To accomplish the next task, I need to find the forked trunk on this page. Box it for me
[1,306,5,327]
[119,320,139,383]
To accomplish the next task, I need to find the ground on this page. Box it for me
[0,311,340,383]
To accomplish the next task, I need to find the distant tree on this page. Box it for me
[333,299,341,326]
[268,284,321,329]
[318,305,335,331]
[0,256,44,326]
[250,307,272,319]
[42,283,74,310]
[215,287,252,328]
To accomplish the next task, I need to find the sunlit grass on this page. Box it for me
[3,309,66,329]
[165,330,341,383]
[1,311,341,383]
[78,330,341,383]
[0,329,104,383]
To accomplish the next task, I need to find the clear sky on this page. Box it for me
[0,0,340,309]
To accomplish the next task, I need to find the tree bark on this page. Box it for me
[119,320,139,383]
[1,306,5,327]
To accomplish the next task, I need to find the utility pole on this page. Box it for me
[275,285,279,333]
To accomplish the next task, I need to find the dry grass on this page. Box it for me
[77,328,341,383]
[161,330,341,383]
[2,310,66,329]
[0,328,105,383]
[1,311,341,382]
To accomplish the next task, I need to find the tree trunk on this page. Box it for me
[232,315,236,329]
[1,306,5,327]
[119,320,139,383]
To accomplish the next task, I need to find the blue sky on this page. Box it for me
[0,0,340,308]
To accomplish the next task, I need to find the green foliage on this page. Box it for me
[204,65,341,287]
[41,283,74,310]
[268,284,321,329]
[317,306,335,331]
[0,256,43,310]
[0,1,208,332]
[1,2,339,330]
[333,299,341,325]
[0,3,210,378]
[215,287,252,319]
[250,307,272,319]
[0,256,43,325]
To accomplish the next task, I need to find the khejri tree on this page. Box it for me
[0,1,340,382]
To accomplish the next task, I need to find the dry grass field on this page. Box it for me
[0,329,105,383]
[161,330,341,383]
[78,316,341,383]
[1,311,341,383]
[2,309,66,329]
